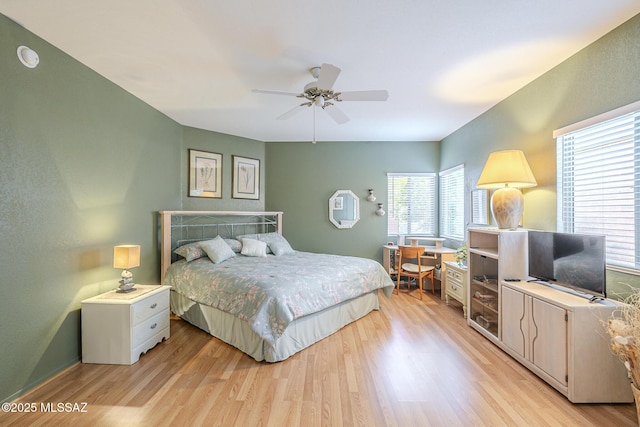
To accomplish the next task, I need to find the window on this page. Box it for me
[555,101,640,270]
[387,173,436,236]
[471,189,489,225]
[439,165,465,239]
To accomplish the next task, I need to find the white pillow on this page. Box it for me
[269,240,295,256]
[236,232,289,255]
[199,236,236,264]
[236,233,272,254]
[241,238,268,257]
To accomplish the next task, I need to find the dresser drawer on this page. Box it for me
[132,290,169,324]
[133,310,169,348]
[446,268,463,283]
[447,281,465,301]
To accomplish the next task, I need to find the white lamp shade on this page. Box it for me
[477,150,536,229]
[113,245,141,269]
[476,150,537,189]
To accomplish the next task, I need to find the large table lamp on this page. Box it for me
[113,244,140,292]
[476,150,537,230]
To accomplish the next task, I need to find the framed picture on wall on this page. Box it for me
[232,155,260,200]
[189,149,222,198]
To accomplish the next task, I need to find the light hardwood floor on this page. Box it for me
[2,289,636,426]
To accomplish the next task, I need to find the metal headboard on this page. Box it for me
[159,211,283,284]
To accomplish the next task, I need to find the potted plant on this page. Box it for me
[454,243,468,267]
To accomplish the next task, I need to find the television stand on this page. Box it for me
[526,279,614,305]
[501,280,631,403]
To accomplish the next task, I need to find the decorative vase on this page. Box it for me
[631,382,640,424]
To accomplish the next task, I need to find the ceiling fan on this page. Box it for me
[253,63,389,125]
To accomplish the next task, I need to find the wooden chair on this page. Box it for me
[395,245,435,300]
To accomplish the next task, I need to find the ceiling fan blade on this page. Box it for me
[315,63,341,90]
[324,106,350,124]
[338,90,389,101]
[277,104,307,120]
[253,89,300,97]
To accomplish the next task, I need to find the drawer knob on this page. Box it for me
[150,303,157,309]
[150,323,157,330]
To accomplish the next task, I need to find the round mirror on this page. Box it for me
[329,190,360,229]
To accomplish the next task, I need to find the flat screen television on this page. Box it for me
[528,231,606,298]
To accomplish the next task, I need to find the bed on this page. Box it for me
[159,211,394,362]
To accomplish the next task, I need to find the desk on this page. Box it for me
[405,237,446,248]
[383,244,456,299]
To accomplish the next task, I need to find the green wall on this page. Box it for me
[0,15,183,402]
[0,15,269,404]
[265,141,439,261]
[441,13,640,299]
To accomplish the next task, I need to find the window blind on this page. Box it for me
[556,109,640,269]
[471,189,488,225]
[387,173,436,236]
[439,165,465,239]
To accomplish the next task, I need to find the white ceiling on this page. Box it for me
[3,1,640,142]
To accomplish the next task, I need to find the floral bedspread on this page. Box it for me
[165,252,395,345]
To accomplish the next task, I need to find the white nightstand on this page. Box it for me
[444,261,467,318]
[81,284,171,365]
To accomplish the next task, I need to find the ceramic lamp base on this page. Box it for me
[118,276,135,293]
[490,187,524,229]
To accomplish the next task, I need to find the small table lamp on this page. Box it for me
[476,150,537,229]
[113,245,140,293]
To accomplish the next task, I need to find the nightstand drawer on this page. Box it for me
[132,291,169,324]
[447,281,465,301]
[133,310,169,347]
[446,268,463,283]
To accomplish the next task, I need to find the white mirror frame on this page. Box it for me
[329,190,360,229]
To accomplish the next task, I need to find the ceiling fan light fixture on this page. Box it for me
[309,66,321,79]
[253,62,388,133]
